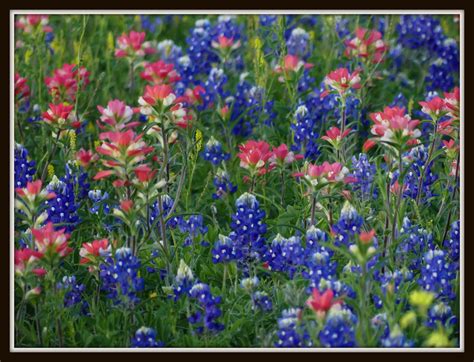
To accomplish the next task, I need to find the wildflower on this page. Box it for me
[31,222,72,261]
[275,54,314,74]
[369,106,421,148]
[348,153,376,199]
[306,288,342,318]
[269,144,302,167]
[409,289,435,314]
[237,140,272,176]
[321,126,351,149]
[211,234,236,264]
[211,35,241,50]
[443,87,460,121]
[16,180,56,205]
[15,73,30,106]
[297,161,350,188]
[97,99,137,131]
[424,329,452,347]
[79,239,111,265]
[188,282,224,333]
[42,103,76,129]
[344,27,387,63]
[14,143,36,188]
[264,234,305,279]
[57,276,89,314]
[251,291,272,311]
[114,31,156,59]
[240,276,259,292]
[201,137,230,165]
[173,259,194,299]
[15,15,52,34]
[332,201,364,247]
[15,248,44,276]
[287,27,311,60]
[381,325,414,347]
[131,327,164,348]
[319,304,357,347]
[45,63,90,102]
[140,60,181,85]
[322,68,361,98]
[275,308,312,347]
[99,247,144,306]
[76,148,97,168]
[418,249,456,300]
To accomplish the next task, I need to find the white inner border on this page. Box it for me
[10,9,464,353]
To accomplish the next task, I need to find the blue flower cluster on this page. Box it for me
[251,291,273,312]
[332,201,364,247]
[150,194,180,228]
[185,19,219,79]
[426,301,457,329]
[264,234,305,279]
[212,169,237,199]
[287,27,311,60]
[319,305,357,347]
[275,308,312,347]
[131,326,164,348]
[14,143,36,188]
[418,249,457,300]
[349,153,377,199]
[228,193,267,273]
[372,269,413,309]
[201,137,230,165]
[381,325,414,347]
[88,189,110,215]
[57,275,89,314]
[45,162,90,232]
[178,214,208,247]
[211,234,236,264]
[156,39,183,63]
[443,220,460,266]
[396,217,434,270]
[188,282,224,334]
[99,247,144,306]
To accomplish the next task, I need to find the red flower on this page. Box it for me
[120,199,134,213]
[45,63,90,102]
[237,140,273,175]
[344,27,387,63]
[269,144,302,167]
[79,239,111,265]
[15,73,30,103]
[31,222,72,260]
[363,139,376,152]
[115,31,156,59]
[306,288,342,316]
[16,180,56,202]
[76,148,97,168]
[15,248,43,275]
[140,60,181,85]
[359,229,376,244]
[443,87,460,121]
[321,127,351,147]
[212,35,241,50]
[134,164,157,183]
[42,103,74,127]
[275,54,314,75]
[419,97,446,119]
[323,68,361,97]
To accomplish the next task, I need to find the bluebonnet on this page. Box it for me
[425,58,456,92]
[188,282,224,334]
[319,305,357,347]
[211,16,245,71]
[287,27,311,60]
[332,201,364,247]
[45,163,90,232]
[259,15,277,27]
[229,75,276,137]
[57,275,89,314]
[372,269,414,309]
[88,189,110,215]
[275,308,312,347]
[131,327,164,348]
[335,16,351,40]
[185,19,219,79]
[212,169,237,199]
[99,247,144,306]
[397,16,445,53]
[251,291,273,311]
[303,227,338,289]
[291,104,320,160]
[380,325,414,347]
[240,276,260,292]
[313,277,355,300]
[264,234,305,279]
[201,137,230,165]
[418,249,457,300]
[443,220,460,265]
[212,234,236,264]
[156,39,183,63]
[178,214,208,247]
[14,143,36,188]
[349,153,377,199]
[426,302,457,329]
[150,194,180,228]
[229,193,267,273]
[396,217,434,270]
[201,68,228,109]
[173,259,195,300]
[140,15,163,33]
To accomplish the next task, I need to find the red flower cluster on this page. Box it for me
[344,27,387,63]
[45,63,90,102]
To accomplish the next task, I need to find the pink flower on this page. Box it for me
[443,87,460,121]
[140,60,181,85]
[369,106,421,148]
[79,239,111,265]
[275,54,314,74]
[120,200,134,213]
[138,84,176,115]
[212,35,241,50]
[15,15,52,34]
[134,164,157,183]
[363,139,377,152]
[76,149,97,168]
[15,73,30,104]
[303,161,349,186]
[97,99,137,130]
[269,144,303,167]
[359,229,376,244]
[237,140,273,175]
[322,68,361,97]
[321,126,351,148]
[419,97,446,119]
[42,103,75,128]
[115,31,156,59]
[45,64,90,102]
[306,288,342,317]
[15,248,43,275]
[437,119,455,136]
[31,222,72,260]
[16,180,56,203]
[344,27,387,63]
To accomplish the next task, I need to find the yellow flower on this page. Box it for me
[400,311,417,329]
[195,129,203,152]
[424,329,451,347]
[409,290,434,314]
[149,292,158,299]
[47,164,55,180]
[107,32,115,52]
[69,131,77,152]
